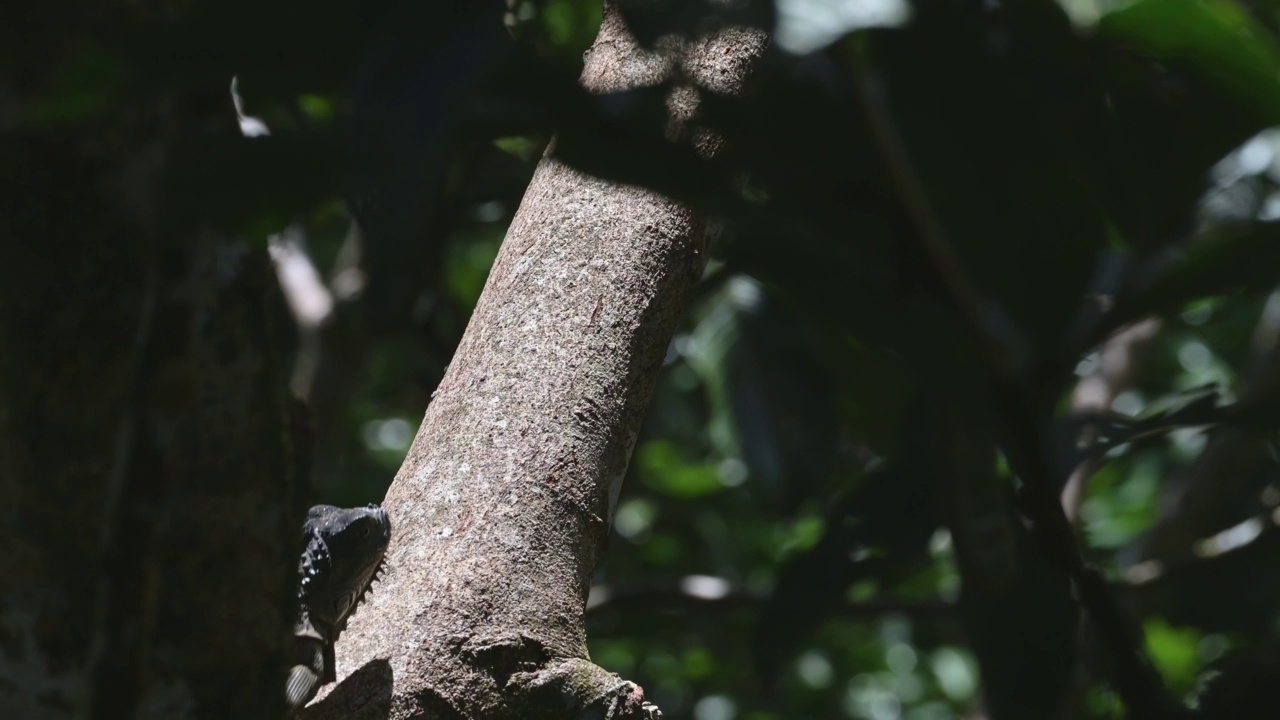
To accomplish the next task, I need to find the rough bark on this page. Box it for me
[0,103,305,717]
[304,7,768,720]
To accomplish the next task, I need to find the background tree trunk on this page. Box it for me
[305,7,768,719]
[0,116,307,718]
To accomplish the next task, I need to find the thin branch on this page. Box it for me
[835,44,1180,719]
[1139,287,1280,565]
[268,223,335,332]
[1061,318,1162,524]
[266,223,336,402]
[1126,484,1280,588]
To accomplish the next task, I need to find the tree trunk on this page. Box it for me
[0,104,305,718]
[305,7,768,719]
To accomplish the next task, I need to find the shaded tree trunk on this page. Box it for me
[0,102,305,718]
[305,7,767,719]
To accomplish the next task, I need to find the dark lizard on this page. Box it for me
[286,504,392,716]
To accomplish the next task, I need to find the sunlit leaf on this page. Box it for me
[638,441,725,498]
[774,0,911,54]
[1144,617,1203,696]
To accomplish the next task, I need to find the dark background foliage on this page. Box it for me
[13,0,1280,717]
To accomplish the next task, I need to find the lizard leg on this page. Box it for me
[286,636,327,716]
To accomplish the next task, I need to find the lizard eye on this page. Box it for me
[355,525,371,539]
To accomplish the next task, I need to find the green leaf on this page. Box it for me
[1144,617,1203,697]
[493,136,540,162]
[637,441,725,498]
[1101,0,1280,124]
[752,395,943,682]
[1110,222,1280,326]
[721,290,843,510]
[21,49,125,126]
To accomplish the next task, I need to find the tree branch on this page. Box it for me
[1139,288,1280,565]
[835,44,1181,720]
[304,7,768,719]
[1060,318,1162,525]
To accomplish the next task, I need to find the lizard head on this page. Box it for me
[298,503,392,639]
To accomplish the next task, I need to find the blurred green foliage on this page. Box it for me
[20,0,1280,716]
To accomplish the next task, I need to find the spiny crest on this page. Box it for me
[335,554,389,636]
[297,527,334,601]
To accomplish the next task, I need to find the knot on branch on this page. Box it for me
[516,658,662,720]
[457,634,661,717]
